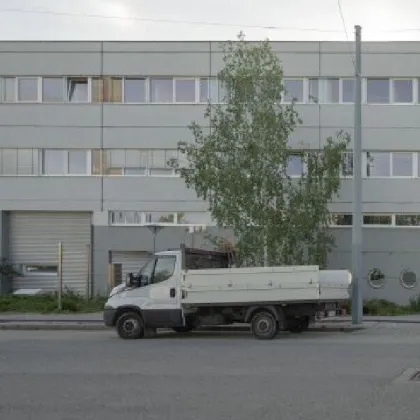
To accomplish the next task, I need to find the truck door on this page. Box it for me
[143,254,183,328]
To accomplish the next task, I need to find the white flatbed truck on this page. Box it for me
[103,245,351,340]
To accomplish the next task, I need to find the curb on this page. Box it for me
[0,323,107,331]
[0,323,363,333]
[321,318,420,325]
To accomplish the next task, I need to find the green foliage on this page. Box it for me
[344,296,420,316]
[171,33,349,267]
[0,291,106,313]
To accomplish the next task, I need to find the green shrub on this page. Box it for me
[345,295,420,316]
[0,291,106,313]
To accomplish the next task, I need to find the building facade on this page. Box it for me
[0,40,420,304]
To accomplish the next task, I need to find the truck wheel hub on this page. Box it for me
[257,319,270,332]
[123,319,138,333]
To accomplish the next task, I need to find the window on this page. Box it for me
[0,149,39,175]
[103,149,148,176]
[341,152,353,176]
[366,152,390,177]
[3,77,16,102]
[92,77,122,103]
[42,77,65,102]
[199,77,218,102]
[17,77,39,102]
[395,215,420,226]
[110,211,142,225]
[175,78,196,102]
[309,78,339,103]
[283,79,303,103]
[67,77,89,102]
[367,268,385,289]
[42,149,89,175]
[152,256,176,284]
[149,149,177,176]
[24,264,58,276]
[150,78,173,103]
[330,214,352,226]
[124,78,146,103]
[366,78,390,103]
[286,154,304,176]
[341,79,355,103]
[392,152,413,177]
[400,270,417,289]
[363,215,392,225]
[146,212,179,224]
[392,79,413,103]
[308,78,318,103]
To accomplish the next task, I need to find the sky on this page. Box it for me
[0,0,420,41]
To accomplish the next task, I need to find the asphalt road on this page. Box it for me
[0,326,420,420]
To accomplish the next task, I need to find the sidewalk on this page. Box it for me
[1,312,419,332]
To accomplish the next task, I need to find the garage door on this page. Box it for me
[111,251,152,281]
[9,211,92,293]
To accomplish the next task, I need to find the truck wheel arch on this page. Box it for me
[114,305,143,326]
[244,305,284,325]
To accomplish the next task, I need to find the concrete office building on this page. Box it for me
[0,40,419,304]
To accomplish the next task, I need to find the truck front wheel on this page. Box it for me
[116,311,145,339]
[251,311,278,340]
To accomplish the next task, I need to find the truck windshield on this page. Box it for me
[138,258,155,279]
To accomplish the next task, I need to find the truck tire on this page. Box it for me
[251,310,278,340]
[116,311,145,339]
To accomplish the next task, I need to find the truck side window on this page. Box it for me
[152,256,176,284]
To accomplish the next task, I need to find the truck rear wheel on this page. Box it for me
[251,311,278,340]
[116,311,144,339]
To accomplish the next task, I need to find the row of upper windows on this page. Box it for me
[0,148,182,176]
[1,76,420,104]
[1,148,420,178]
[291,151,420,178]
[330,214,420,227]
[110,210,420,229]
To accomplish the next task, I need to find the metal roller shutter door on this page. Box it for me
[111,251,151,280]
[9,211,92,293]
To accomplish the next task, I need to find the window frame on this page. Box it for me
[122,77,148,103]
[41,77,67,103]
[364,151,391,178]
[42,149,91,176]
[22,264,58,276]
[149,77,174,104]
[365,77,391,104]
[66,77,91,103]
[174,77,197,103]
[329,213,353,227]
[339,78,355,104]
[363,214,393,227]
[282,78,305,104]
[16,76,41,103]
[391,152,414,178]
[390,78,415,104]
[0,148,40,176]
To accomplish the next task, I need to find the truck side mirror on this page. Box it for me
[126,272,134,287]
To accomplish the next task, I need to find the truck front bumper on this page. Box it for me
[103,306,117,327]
